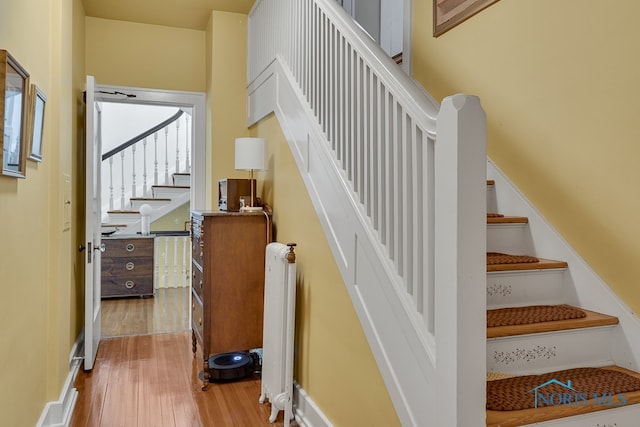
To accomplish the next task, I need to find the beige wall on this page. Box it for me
[85,17,206,92]
[206,11,250,208]
[0,0,85,424]
[252,115,401,426]
[412,0,640,314]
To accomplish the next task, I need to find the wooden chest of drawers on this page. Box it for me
[190,210,271,387]
[101,236,154,298]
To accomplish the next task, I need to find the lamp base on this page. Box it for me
[240,206,263,213]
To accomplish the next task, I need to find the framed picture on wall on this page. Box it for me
[28,84,46,162]
[0,49,30,178]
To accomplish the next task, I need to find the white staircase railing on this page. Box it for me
[154,233,191,290]
[248,1,487,425]
[101,110,192,217]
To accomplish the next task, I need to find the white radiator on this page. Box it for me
[259,242,297,426]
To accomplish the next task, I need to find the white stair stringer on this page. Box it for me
[247,55,487,425]
[488,326,617,376]
[488,158,640,380]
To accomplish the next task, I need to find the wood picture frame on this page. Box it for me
[0,49,30,178]
[28,84,46,162]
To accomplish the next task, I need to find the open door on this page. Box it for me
[84,75,102,370]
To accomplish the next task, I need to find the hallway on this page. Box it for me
[70,333,290,426]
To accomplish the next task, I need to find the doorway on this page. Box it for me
[92,84,205,338]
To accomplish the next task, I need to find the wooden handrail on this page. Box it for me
[102,110,184,161]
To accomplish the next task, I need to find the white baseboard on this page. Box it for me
[36,331,84,427]
[293,382,333,427]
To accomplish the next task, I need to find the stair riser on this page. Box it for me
[173,175,190,186]
[107,213,140,224]
[130,200,170,210]
[152,187,189,198]
[488,326,616,376]
[487,223,534,255]
[521,402,640,426]
[487,270,566,309]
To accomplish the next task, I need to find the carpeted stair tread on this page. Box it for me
[487,366,640,426]
[487,305,618,338]
[488,305,586,328]
[488,252,539,265]
[487,252,568,272]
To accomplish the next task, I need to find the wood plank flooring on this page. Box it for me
[71,333,293,427]
[101,288,190,337]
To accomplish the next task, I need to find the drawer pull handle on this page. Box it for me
[198,318,202,327]
[126,262,135,271]
[126,243,135,252]
[125,281,135,289]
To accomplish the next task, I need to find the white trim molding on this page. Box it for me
[293,382,334,427]
[36,331,84,427]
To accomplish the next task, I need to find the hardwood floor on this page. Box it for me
[71,333,294,427]
[101,287,190,337]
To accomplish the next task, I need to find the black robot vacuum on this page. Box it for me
[202,351,258,382]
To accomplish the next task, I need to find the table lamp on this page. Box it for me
[234,137,267,212]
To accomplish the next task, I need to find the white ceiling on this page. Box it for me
[81,0,255,30]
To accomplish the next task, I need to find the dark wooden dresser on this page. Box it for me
[190,210,271,387]
[101,235,155,298]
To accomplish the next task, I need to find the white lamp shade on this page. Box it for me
[235,137,267,171]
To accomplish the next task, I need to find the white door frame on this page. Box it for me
[83,83,205,368]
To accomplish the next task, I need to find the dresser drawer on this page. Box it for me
[102,256,153,278]
[103,238,154,258]
[191,291,205,346]
[102,276,153,297]
[192,262,204,301]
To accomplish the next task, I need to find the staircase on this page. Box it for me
[100,110,192,235]
[246,0,640,425]
[485,169,640,425]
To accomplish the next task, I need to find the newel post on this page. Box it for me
[434,94,487,426]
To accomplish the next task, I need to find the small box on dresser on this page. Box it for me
[101,235,155,298]
[190,210,271,389]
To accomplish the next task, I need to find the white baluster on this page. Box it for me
[184,115,191,173]
[153,236,159,289]
[153,132,159,186]
[163,236,169,289]
[164,126,169,184]
[173,236,179,288]
[131,144,137,199]
[175,119,180,176]
[142,137,148,196]
[120,151,126,210]
[183,236,190,287]
[108,157,114,211]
